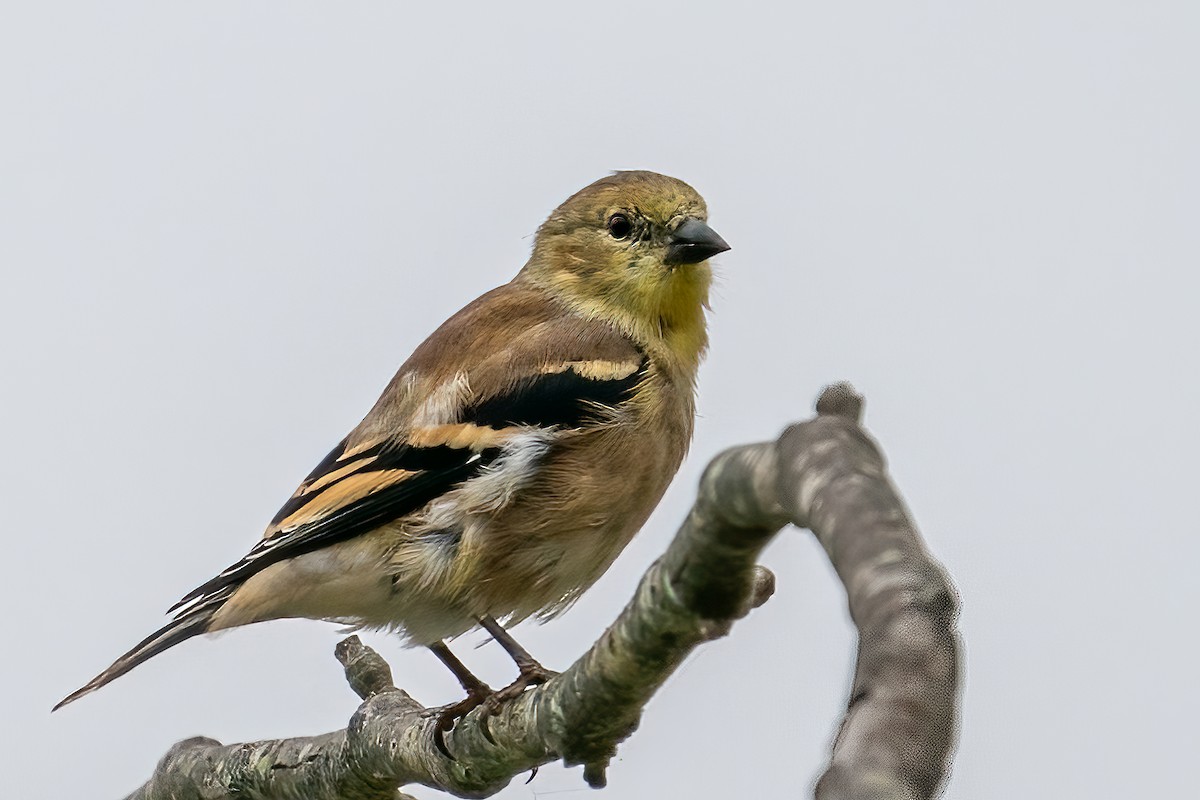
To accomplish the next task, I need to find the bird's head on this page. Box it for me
[523,171,729,360]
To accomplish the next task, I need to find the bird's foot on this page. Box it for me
[479,660,559,720]
[433,683,493,758]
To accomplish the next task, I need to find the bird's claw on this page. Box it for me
[477,662,559,722]
[433,685,492,759]
[431,663,558,757]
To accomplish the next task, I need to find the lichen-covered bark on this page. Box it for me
[123,382,960,800]
[777,385,961,800]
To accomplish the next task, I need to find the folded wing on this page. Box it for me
[170,343,648,617]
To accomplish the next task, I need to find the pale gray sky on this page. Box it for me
[3,3,1198,798]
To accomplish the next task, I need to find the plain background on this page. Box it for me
[3,3,1197,798]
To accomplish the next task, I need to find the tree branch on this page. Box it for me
[124,382,960,800]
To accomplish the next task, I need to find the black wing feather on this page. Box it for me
[469,357,647,428]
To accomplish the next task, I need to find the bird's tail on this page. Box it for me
[52,586,234,711]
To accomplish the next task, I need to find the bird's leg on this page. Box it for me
[477,615,558,714]
[428,641,492,756]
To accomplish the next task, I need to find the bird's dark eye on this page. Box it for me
[607,213,632,240]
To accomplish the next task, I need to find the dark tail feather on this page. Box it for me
[53,588,232,711]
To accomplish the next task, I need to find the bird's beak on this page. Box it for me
[664,218,731,265]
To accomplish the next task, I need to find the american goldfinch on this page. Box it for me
[56,170,729,726]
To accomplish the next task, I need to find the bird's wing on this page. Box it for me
[169,302,646,617]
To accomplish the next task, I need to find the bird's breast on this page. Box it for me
[453,369,695,620]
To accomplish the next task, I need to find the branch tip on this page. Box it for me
[335,635,396,700]
[749,566,776,610]
[583,762,608,788]
[333,634,362,666]
[815,381,863,421]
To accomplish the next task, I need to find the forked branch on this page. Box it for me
[125,383,960,800]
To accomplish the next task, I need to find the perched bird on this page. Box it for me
[55,170,729,731]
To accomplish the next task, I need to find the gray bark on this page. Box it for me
[124,382,961,800]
